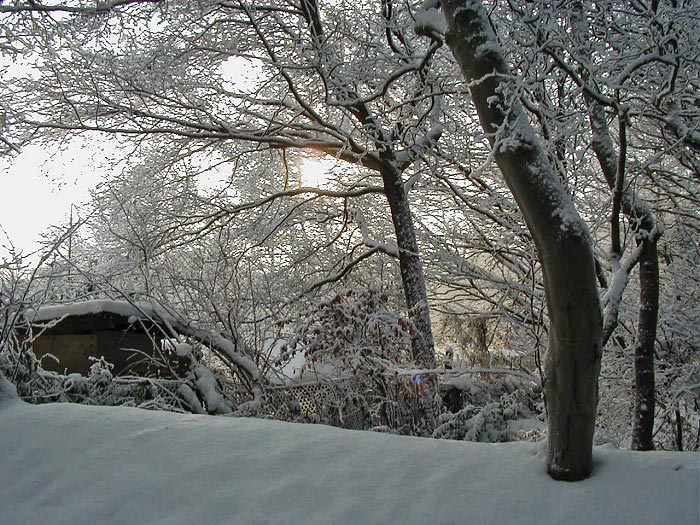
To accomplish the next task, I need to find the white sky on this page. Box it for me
[0,47,352,264]
[0,55,341,263]
[0,55,262,262]
[0,137,112,259]
[0,141,338,262]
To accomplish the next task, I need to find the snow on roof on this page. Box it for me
[24,299,259,382]
[24,299,175,324]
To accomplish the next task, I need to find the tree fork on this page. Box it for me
[587,100,661,450]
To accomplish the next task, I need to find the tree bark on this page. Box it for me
[300,0,436,369]
[632,239,658,450]
[442,0,602,480]
[587,102,659,450]
[380,163,436,370]
[674,410,683,451]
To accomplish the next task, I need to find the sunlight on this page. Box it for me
[299,155,335,188]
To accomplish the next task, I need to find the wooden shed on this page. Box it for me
[24,300,189,378]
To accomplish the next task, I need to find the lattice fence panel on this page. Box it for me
[221,375,431,434]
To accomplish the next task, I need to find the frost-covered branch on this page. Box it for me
[0,0,161,14]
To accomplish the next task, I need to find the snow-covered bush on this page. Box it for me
[433,376,541,442]
[0,372,18,404]
[272,287,544,439]
[1,347,191,412]
[275,287,440,434]
[277,287,414,377]
[433,401,509,442]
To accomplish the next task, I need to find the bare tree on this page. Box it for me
[1,0,448,369]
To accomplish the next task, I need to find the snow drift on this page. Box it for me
[0,398,697,525]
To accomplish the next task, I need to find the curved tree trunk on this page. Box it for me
[442,0,602,480]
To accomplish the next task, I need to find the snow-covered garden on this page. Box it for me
[1,377,697,525]
[1,1,699,521]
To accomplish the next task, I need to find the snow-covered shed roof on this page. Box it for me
[24,299,259,382]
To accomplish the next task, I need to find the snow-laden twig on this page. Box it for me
[390,366,540,385]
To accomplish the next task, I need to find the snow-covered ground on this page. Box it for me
[1,388,698,525]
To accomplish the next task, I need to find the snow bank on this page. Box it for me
[0,373,19,405]
[0,401,697,525]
